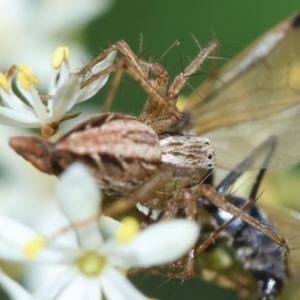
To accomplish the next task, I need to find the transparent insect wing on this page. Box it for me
[183,13,300,170]
[255,206,300,299]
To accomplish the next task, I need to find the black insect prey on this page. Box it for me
[198,136,288,300]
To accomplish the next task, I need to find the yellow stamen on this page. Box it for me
[51,46,70,69]
[17,65,39,85]
[76,251,106,276]
[17,64,32,76]
[18,72,30,91]
[28,73,39,86]
[115,217,140,244]
[64,46,70,60]
[17,64,39,89]
[23,236,47,259]
[0,73,9,90]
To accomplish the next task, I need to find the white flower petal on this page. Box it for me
[91,51,117,74]
[0,216,77,263]
[33,268,77,300]
[48,62,70,96]
[84,277,102,300]
[76,51,117,103]
[102,267,148,300]
[57,62,71,91]
[57,163,101,223]
[0,215,40,246]
[53,215,120,251]
[0,240,28,261]
[0,106,41,126]
[16,78,35,107]
[50,75,80,122]
[76,224,104,250]
[54,274,88,300]
[57,163,103,249]
[0,88,32,112]
[55,275,101,300]
[0,113,36,127]
[41,274,102,300]
[34,248,80,264]
[30,87,47,121]
[48,68,60,96]
[23,264,67,296]
[109,220,200,268]
[0,270,32,300]
[99,216,122,240]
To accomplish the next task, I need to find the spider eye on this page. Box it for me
[207,154,213,159]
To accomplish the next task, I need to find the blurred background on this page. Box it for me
[1,0,300,299]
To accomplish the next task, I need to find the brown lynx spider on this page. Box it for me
[9,40,288,278]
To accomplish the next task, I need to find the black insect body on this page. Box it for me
[199,168,288,300]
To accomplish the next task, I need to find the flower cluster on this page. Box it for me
[0,164,199,300]
[0,46,116,137]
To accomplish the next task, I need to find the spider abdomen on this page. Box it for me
[10,113,162,194]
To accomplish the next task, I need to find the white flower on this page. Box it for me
[0,0,113,84]
[0,49,116,136]
[0,163,200,300]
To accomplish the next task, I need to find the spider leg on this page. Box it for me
[140,40,218,130]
